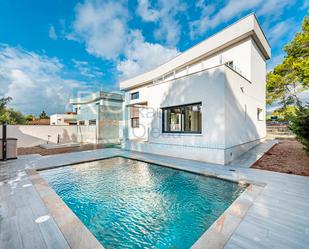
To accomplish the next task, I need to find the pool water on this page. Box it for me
[40,157,245,249]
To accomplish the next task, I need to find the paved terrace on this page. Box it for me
[0,148,308,249]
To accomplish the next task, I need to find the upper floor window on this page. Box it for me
[131,92,139,100]
[162,103,202,133]
[226,61,234,68]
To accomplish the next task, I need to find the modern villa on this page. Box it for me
[70,91,123,144]
[1,10,309,249]
[120,14,271,165]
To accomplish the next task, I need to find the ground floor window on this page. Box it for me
[131,117,139,128]
[162,102,202,133]
[89,119,96,125]
[78,120,85,125]
[257,108,263,121]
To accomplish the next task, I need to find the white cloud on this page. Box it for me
[189,0,295,39]
[70,0,128,60]
[72,59,104,78]
[69,0,180,80]
[117,30,179,79]
[137,0,187,46]
[267,19,295,44]
[257,0,295,20]
[0,44,84,114]
[137,0,160,22]
[49,25,58,40]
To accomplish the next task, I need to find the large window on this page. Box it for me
[162,103,202,133]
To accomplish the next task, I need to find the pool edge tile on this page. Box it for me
[191,184,265,249]
[26,169,104,249]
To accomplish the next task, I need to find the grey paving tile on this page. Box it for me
[20,228,47,249]
[16,205,38,234]
[0,216,23,249]
[38,217,70,249]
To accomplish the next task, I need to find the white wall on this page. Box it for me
[147,38,252,87]
[0,125,97,148]
[123,65,266,164]
[122,37,267,164]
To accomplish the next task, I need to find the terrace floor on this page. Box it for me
[0,148,308,249]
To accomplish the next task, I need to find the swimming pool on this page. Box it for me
[40,157,246,249]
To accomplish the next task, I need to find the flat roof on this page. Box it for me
[120,13,271,90]
[70,91,123,105]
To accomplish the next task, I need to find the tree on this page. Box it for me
[267,13,309,154]
[24,114,35,121]
[270,105,297,122]
[289,105,309,155]
[266,13,309,108]
[39,110,49,119]
[0,97,26,124]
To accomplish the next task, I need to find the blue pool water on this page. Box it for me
[40,157,245,249]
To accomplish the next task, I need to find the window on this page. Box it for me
[89,119,96,125]
[130,106,139,128]
[131,117,139,128]
[78,120,85,125]
[131,92,139,100]
[257,108,263,121]
[162,103,202,133]
[226,60,234,68]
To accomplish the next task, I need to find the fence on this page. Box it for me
[266,124,295,139]
[0,125,97,148]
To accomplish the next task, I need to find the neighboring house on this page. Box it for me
[50,112,77,125]
[120,14,271,165]
[70,91,123,144]
[28,118,50,125]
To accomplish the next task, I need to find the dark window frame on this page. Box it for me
[131,92,139,100]
[131,117,139,128]
[162,102,202,134]
[89,119,96,125]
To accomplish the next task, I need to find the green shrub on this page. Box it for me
[289,105,309,155]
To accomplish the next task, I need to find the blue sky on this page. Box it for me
[0,0,308,115]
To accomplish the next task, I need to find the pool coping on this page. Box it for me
[27,155,266,249]
[26,168,105,249]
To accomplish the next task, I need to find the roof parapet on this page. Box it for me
[120,13,270,91]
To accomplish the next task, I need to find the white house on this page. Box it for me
[50,113,77,126]
[119,13,271,165]
[70,91,124,144]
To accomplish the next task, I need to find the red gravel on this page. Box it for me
[252,140,309,176]
[17,144,114,156]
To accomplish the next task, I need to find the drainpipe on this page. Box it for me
[2,122,7,161]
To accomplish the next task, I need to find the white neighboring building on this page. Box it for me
[50,113,77,126]
[120,14,271,165]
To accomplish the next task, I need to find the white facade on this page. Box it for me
[120,14,271,165]
[70,91,124,144]
[50,114,76,126]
